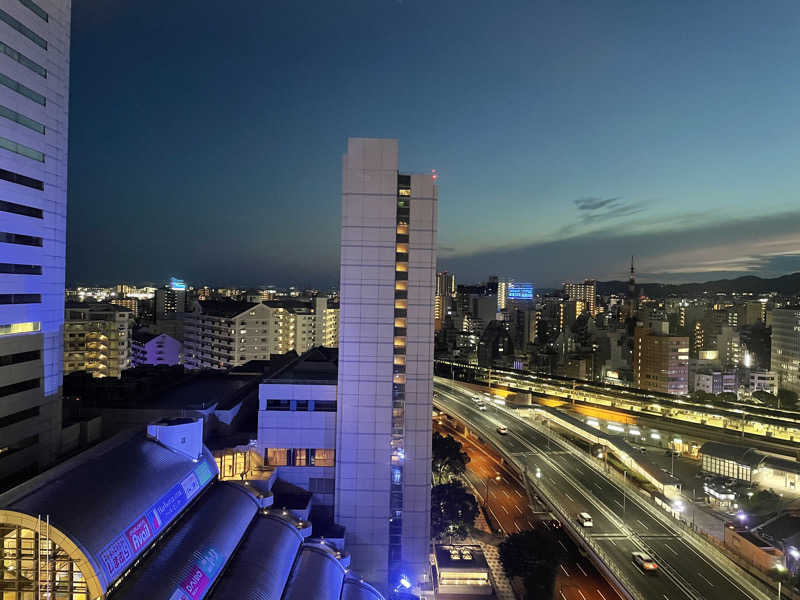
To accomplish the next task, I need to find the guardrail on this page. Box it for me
[513,406,777,600]
[433,394,644,600]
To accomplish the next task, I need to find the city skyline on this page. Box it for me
[67,1,800,288]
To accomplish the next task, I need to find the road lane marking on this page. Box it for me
[528,520,535,528]
[697,573,714,587]
[501,505,509,515]
[596,590,607,600]
[558,540,568,552]
[565,492,576,502]
[614,500,624,509]
[637,519,647,528]
[515,504,522,514]
[514,489,522,497]
[663,544,678,555]
[577,562,587,576]
[515,522,521,532]
[578,589,587,600]
[560,564,569,576]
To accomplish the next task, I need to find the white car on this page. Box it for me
[478,403,488,411]
[497,425,509,435]
[631,551,658,572]
[577,512,593,527]
[471,395,480,402]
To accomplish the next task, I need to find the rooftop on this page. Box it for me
[198,300,259,318]
[263,346,339,383]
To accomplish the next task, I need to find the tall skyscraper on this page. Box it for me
[563,279,597,315]
[434,271,455,331]
[336,138,436,589]
[0,0,70,487]
[771,308,800,396]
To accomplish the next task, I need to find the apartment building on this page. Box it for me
[63,303,132,378]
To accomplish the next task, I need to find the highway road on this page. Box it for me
[435,418,622,600]
[434,379,770,600]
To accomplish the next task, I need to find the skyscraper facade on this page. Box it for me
[564,279,597,315]
[634,326,690,395]
[336,138,436,588]
[771,308,800,396]
[0,0,70,486]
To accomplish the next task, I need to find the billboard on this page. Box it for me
[507,283,534,301]
[98,459,214,581]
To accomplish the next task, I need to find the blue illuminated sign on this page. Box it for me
[170,277,186,291]
[98,459,215,581]
[507,283,534,300]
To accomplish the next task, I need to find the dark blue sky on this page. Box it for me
[67,1,800,288]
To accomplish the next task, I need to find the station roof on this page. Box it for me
[699,441,765,467]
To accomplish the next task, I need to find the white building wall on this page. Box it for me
[0,0,71,482]
[336,138,398,586]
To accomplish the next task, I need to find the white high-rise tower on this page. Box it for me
[335,138,436,589]
[0,0,70,487]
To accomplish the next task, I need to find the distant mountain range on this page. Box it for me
[595,272,800,298]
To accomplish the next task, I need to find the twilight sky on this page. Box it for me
[67,1,800,289]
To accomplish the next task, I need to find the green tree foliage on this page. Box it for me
[498,529,559,599]
[432,432,470,485]
[431,481,479,539]
[778,389,799,409]
[752,390,779,407]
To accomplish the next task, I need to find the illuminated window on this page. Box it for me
[398,188,411,196]
[396,243,408,253]
[394,356,406,366]
[395,299,408,309]
[312,448,335,467]
[395,262,408,272]
[393,373,406,384]
[266,448,288,466]
[0,321,40,336]
[394,318,407,328]
[395,281,408,291]
[396,223,408,235]
[394,336,406,348]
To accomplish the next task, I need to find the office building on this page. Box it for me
[336,138,435,588]
[694,370,737,395]
[154,277,186,321]
[0,0,70,487]
[771,309,800,396]
[564,279,596,316]
[131,331,182,367]
[0,417,385,600]
[436,271,455,298]
[63,303,133,378]
[749,370,778,394]
[634,326,690,395]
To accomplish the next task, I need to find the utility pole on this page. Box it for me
[623,471,627,516]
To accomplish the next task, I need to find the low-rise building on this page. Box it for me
[750,370,778,394]
[131,331,182,366]
[63,303,132,378]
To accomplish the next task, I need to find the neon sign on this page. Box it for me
[98,459,215,581]
[507,283,534,300]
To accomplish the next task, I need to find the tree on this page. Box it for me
[691,390,715,405]
[498,529,560,599]
[432,432,470,485]
[778,389,799,409]
[752,390,779,407]
[717,392,738,404]
[431,481,478,539]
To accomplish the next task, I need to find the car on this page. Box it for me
[577,512,593,527]
[639,447,647,454]
[478,403,488,411]
[471,395,480,402]
[631,551,658,572]
[540,518,562,530]
[497,425,509,435]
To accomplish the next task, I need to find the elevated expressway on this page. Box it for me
[433,378,776,600]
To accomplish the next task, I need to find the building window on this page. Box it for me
[266,448,288,466]
[0,294,41,304]
[0,263,41,275]
[0,71,45,106]
[0,199,43,219]
[0,135,44,161]
[0,349,40,366]
[0,8,46,48]
[17,0,48,21]
[0,168,43,190]
[311,448,335,467]
[0,377,39,398]
[0,41,46,77]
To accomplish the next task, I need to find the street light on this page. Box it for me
[484,473,501,508]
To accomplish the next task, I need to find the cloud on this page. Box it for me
[574,197,621,211]
[439,209,800,287]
